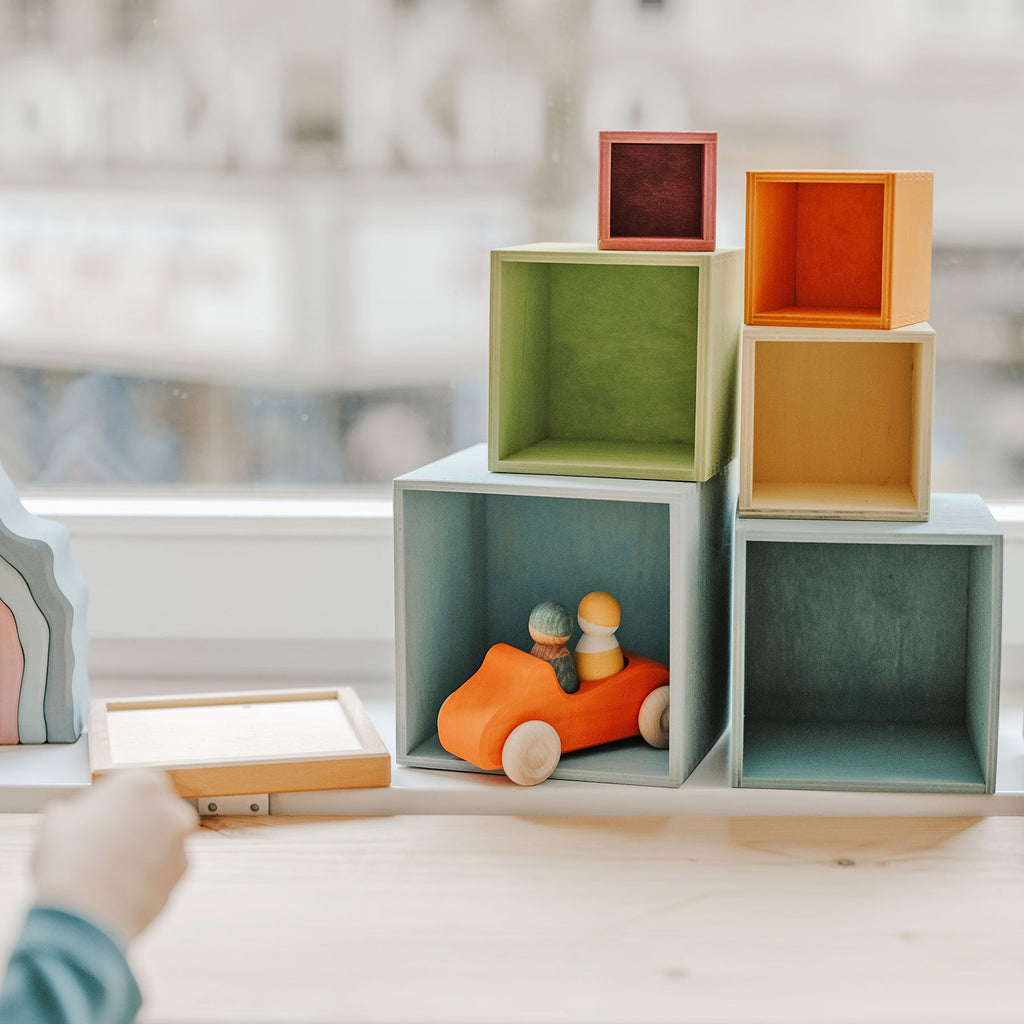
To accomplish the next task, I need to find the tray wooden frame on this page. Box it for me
[89,687,391,798]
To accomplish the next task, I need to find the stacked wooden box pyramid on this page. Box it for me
[396,132,739,787]
[396,137,1004,796]
[732,170,1004,794]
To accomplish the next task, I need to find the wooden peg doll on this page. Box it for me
[574,591,624,682]
[528,601,579,694]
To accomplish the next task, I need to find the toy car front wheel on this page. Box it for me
[501,720,561,786]
[638,685,670,748]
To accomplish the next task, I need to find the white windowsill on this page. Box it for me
[2,659,1022,817]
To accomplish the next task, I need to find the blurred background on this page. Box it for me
[0,0,1020,494]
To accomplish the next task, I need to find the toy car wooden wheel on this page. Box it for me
[638,685,670,748]
[501,720,561,786]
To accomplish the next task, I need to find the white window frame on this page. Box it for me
[18,494,1024,684]
[22,494,397,683]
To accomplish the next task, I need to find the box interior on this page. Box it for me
[401,489,672,781]
[750,181,884,320]
[751,339,920,513]
[608,142,705,241]
[741,540,994,791]
[496,260,700,476]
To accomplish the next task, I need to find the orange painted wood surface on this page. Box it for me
[438,643,669,771]
[0,598,24,745]
[745,171,933,330]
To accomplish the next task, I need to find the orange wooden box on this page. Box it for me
[744,171,933,330]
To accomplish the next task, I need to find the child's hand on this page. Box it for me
[32,770,197,947]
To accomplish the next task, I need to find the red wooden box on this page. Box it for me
[598,131,717,252]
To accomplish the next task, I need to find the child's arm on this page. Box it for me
[0,770,197,1023]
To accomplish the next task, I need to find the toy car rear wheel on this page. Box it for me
[638,685,670,748]
[501,720,561,786]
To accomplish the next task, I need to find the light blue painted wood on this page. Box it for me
[732,494,1002,794]
[744,542,969,725]
[482,493,671,665]
[965,543,1001,787]
[684,466,734,779]
[0,555,50,745]
[742,721,985,793]
[395,444,735,788]
[407,732,674,788]
[399,489,487,755]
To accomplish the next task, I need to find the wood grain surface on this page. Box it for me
[1,813,1022,1023]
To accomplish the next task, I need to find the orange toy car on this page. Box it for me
[437,643,670,786]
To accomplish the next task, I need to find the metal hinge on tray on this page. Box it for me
[196,793,270,816]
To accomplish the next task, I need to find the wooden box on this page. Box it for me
[732,495,1002,794]
[745,171,933,330]
[395,445,735,788]
[89,688,391,798]
[598,131,717,251]
[738,323,935,521]
[489,244,743,483]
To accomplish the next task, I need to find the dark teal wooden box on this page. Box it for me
[732,495,1002,793]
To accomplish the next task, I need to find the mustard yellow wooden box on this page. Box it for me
[738,323,935,521]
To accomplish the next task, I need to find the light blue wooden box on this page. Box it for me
[394,444,735,787]
[732,494,1002,794]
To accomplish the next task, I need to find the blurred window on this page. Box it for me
[0,0,1019,496]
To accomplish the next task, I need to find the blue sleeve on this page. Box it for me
[0,905,142,1024]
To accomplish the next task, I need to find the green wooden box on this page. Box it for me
[488,244,743,483]
[395,444,735,787]
[732,495,1003,794]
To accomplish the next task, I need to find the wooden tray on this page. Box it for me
[88,688,390,798]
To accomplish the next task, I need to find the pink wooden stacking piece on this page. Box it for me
[0,597,24,744]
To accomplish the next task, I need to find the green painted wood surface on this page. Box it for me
[495,259,550,459]
[496,259,699,454]
[498,440,695,481]
[547,264,699,443]
[744,541,970,726]
[741,721,985,792]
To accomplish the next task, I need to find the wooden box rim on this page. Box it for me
[88,687,391,796]
[599,131,718,252]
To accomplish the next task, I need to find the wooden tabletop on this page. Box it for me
[1,813,1023,1023]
